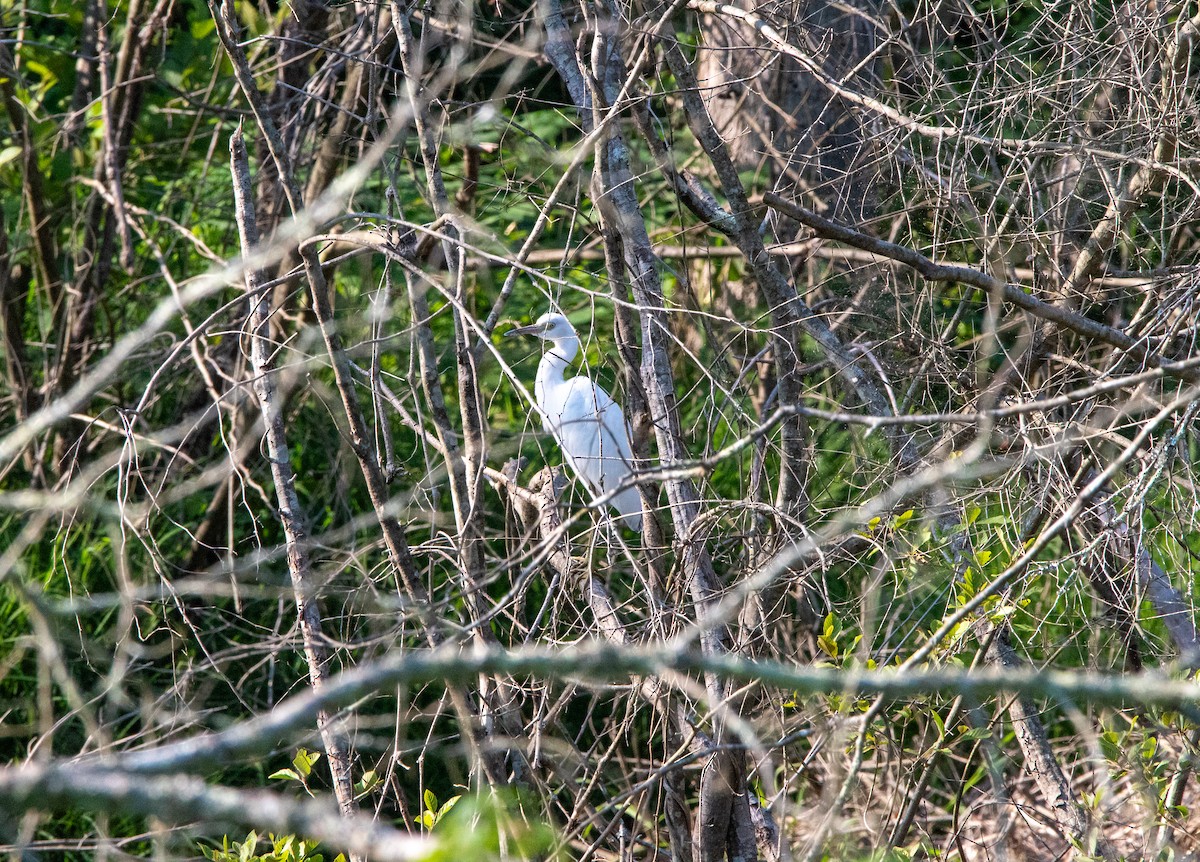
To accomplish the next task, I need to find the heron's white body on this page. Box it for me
[510,313,643,532]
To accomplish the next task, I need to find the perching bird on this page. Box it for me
[506,311,643,532]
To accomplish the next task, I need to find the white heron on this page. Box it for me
[506,311,643,532]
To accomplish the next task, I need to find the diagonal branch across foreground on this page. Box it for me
[50,642,1200,783]
[764,191,1200,383]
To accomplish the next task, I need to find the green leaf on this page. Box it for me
[293,748,321,777]
[23,59,58,90]
[817,634,838,658]
[424,788,437,812]
[1100,731,1122,763]
[436,795,462,823]
[269,769,302,782]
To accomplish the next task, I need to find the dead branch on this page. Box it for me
[230,125,360,823]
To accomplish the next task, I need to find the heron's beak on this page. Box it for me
[505,323,545,338]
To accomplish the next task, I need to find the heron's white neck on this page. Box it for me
[536,334,580,391]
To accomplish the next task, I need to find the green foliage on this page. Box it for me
[201,831,344,862]
[420,792,556,862]
[269,748,323,791]
[201,792,553,862]
[420,788,462,830]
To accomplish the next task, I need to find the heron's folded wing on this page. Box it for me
[556,380,641,529]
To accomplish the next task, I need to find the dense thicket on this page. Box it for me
[2,0,1200,859]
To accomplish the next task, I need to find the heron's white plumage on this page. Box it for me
[508,312,643,532]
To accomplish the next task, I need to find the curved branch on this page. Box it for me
[0,766,433,862]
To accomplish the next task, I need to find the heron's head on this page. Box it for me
[505,312,576,342]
